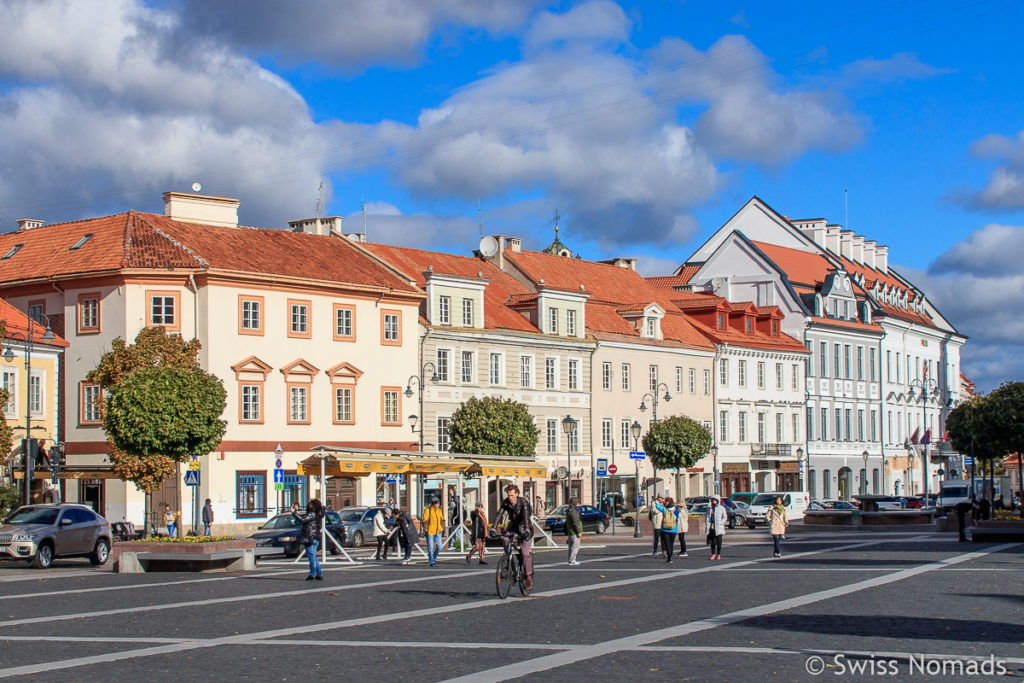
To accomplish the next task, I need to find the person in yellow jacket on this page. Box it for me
[422,497,446,567]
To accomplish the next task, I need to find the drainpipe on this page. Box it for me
[712,345,721,497]
[877,329,887,496]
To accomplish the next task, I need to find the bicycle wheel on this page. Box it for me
[517,555,532,596]
[495,552,512,599]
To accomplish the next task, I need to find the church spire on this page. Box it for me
[543,209,574,257]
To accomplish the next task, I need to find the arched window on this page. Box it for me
[872,468,880,494]
[823,469,832,499]
[809,470,817,499]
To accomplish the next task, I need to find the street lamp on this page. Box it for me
[908,377,938,501]
[862,449,870,495]
[631,420,642,538]
[711,445,719,496]
[3,314,56,506]
[405,362,439,510]
[796,447,805,494]
[640,382,671,496]
[561,415,577,505]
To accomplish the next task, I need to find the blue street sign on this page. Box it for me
[629,451,646,460]
[963,456,974,465]
[385,474,404,484]
[596,458,608,477]
[273,469,285,484]
[275,458,283,469]
[184,470,200,486]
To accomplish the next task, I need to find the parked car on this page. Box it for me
[619,505,648,527]
[746,491,811,528]
[249,511,346,556]
[334,506,394,547]
[936,483,971,514]
[0,504,112,569]
[687,496,741,529]
[541,505,609,534]
[874,496,906,510]
[808,500,829,511]
[728,492,757,507]
[729,500,753,526]
[823,500,858,510]
[903,496,925,509]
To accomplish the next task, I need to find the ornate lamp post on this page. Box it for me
[561,415,577,505]
[908,377,938,500]
[796,446,805,494]
[640,382,671,496]
[862,449,870,495]
[405,362,439,511]
[631,420,642,538]
[711,444,719,496]
[3,314,56,506]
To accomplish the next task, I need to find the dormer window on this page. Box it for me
[745,317,752,333]
[567,309,577,336]
[771,320,778,336]
[645,317,655,337]
[462,298,473,326]
[438,296,451,324]
[549,307,558,334]
[717,312,725,329]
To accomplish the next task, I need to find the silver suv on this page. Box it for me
[0,504,112,568]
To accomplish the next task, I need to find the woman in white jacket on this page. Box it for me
[373,508,391,561]
[705,496,728,560]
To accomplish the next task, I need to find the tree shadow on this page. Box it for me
[740,614,1024,643]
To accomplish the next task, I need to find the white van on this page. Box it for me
[936,482,971,514]
[746,491,811,527]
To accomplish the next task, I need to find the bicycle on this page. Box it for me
[495,535,532,599]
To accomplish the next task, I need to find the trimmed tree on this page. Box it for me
[449,397,539,457]
[983,382,1024,518]
[947,395,1002,506]
[642,415,712,494]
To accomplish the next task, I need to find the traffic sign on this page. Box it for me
[629,451,646,460]
[188,460,200,470]
[184,470,200,486]
[274,482,283,491]
[274,444,283,457]
[385,474,404,484]
[596,458,608,477]
[275,458,283,469]
[608,463,618,475]
[273,469,285,484]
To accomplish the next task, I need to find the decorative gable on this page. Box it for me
[325,361,364,384]
[280,358,319,382]
[231,356,272,382]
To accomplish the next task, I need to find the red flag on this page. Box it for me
[910,427,920,445]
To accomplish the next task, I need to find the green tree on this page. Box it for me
[449,397,539,457]
[642,415,712,472]
[982,382,1024,518]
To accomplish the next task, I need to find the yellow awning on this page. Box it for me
[470,460,548,478]
[406,460,467,475]
[297,455,411,477]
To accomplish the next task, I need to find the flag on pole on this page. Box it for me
[909,427,921,445]
[921,428,931,445]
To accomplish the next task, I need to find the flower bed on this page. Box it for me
[128,535,236,543]
[109,537,256,568]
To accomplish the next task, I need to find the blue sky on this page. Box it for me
[1,0,1023,390]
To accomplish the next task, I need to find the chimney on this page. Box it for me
[597,257,637,271]
[825,224,841,254]
[16,219,44,232]
[797,219,827,248]
[839,230,854,260]
[874,245,888,272]
[851,235,864,264]
[288,216,344,237]
[163,191,240,228]
[862,240,876,269]
[507,237,522,253]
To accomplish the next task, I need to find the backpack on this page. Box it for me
[661,508,676,530]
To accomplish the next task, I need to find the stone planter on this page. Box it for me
[110,538,255,570]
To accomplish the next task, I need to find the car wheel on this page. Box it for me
[747,522,756,530]
[622,517,634,527]
[596,520,607,534]
[90,538,110,566]
[353,531,364,547]
[32,542,54,569]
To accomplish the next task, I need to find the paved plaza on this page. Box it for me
[0,531,1020,681]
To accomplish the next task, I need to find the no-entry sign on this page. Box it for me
[608,464,618,475]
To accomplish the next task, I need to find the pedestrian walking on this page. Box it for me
[655,497,677,562]
[373,507,391,560]
[292,499,325,580]
[163,504,178,538]
[955,499,975,543]
[397,507,419,563]
[535,495,546,517]
[201,499,214,537]
[649,494,665,557]
[423,497,446,566]
[566,497,583,566]
[705,496,728,560]
[675,498,689,557]
[767,496,788,557]
[466,502,489,565]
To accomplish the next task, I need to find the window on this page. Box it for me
[461,351,474,384]
[77,293,100,334]
[236,471,267,519]
[775,363,783,390]
[549,307,558,334]
[675,367,682,393]
[489,352,503,385]
[621,363,631,391]
[381,388,401,425]
[834,344,842,381]
[546,358,557,389]
[601,418,613,449]
[334,305,355,341]
[821,408,828,441]
[809,470,817,499]
[27,301,44,324]
[69,233,94,250]
[280,473,309,511]
[844,345,852,379]
[757,412,766,443]
[439,296,451,324]
[568,421,579,452]
[738,412,747,442]
[756,361,765,389]
[148,291,179,331]
[288,385,308,424]
[621,420,632,451]
[568,359,580,390]
[823,469,832,500]
[857,347,864,380]
[462,298,473,326]
[649,365,658,391]
[703,369,710,395]
[745,317,753,333]
[738,360,747,387]
[601,362,612,390]
[2,243,24,259]
[776,413,784,442]
[872,468,880,494]
[437,417,451,452]
[382,310,401,345]
[29,372,43,416]
[886,350,892,382]
[240,296,264,335]
[2,369,16,414]
[887,410,893,443]
[792,413,799,443]
[720,359,729,386]
[820,341,828,377]
[896,353,902,383]
[520,355,533,388]
[566,309,576,336]
[240,384,262,423]
[645,317,655,337]
[288,300,311,338]
[688,368,695,393]
[833,408,841,441]
[547,419,558,453]
[771,320,778,336]
[719,410,729,442]
[717,312,725,329]
[80,383,102,425]
[437,349,450,382]
[806,407,814,441]
[857,410,865,441]
[845,409,852,442]
[334,386,353,424]
[792,363,799,391]
[870,410,878,441]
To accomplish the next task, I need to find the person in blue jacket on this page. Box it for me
[655,497,678,563]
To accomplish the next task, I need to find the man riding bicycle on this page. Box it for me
[497,483,534,590]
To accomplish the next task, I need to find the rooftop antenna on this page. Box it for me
[478,199,483,237]
[315,181,324,219]
[844,188,848,231]
[362,197,367,238]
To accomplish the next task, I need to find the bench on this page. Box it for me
[117,549,255,573]
[968,527,1024,543]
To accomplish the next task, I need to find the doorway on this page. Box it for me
[79,479,105,516]
[837,467,853,500]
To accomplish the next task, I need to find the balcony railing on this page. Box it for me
[749,443,793,457]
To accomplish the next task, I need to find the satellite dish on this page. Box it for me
[191,182,202,192]
[555,466,569,480]
[479,235,498,258]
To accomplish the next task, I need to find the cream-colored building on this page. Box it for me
[0,194,423,533]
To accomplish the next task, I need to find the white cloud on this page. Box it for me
[524,1,632,52]
[950,130,1024,210]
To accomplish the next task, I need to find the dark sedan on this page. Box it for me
[686,496,741,529]
[248,511,346,557]
[541,505,609,534]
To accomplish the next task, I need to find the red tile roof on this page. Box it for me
[0,212,419,294]
[0,299,69,347]
[362,243,539,333]
[750,241,835,286]
[646,272,695,290]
